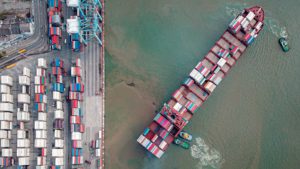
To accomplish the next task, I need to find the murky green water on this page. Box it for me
[104,0,300,169]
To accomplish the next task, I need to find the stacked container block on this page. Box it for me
[17,67,32,167]
[48,0,62,50]
[50,58,65,169]
[0,76,14,167]
[68,58,85,166]
[34,58,48,168]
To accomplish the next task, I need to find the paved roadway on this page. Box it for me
[0,0,49,69]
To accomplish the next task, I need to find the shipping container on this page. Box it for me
[35,130,47,139]
[34,103,46,112]
[34,85,46,94]
[52,67,62,75]
[17,130,29,139]
[54,110,64,119]
[71,123,85,133]
[54,129,62,138]
[52,83,65,93]
[34,121,47,130]
[17,139,30,148]
[69,91,83,101]
[0,138,10,147]
[70,116,81,124]
[71,108,83,116]
[0,84,10,94]
[53,91,62,101]
[18,76,30,86]
[54,119,64,129]
[71,67,82,77]
[71,132,82,140]
[0,112,13,121]
[0,121,13,130]
[34,94,47,103]
[38,58,47,69]
[36,156,46,165]
[34,76,46,85]
[71,156,83,165]
[1,93,13,103]
[53,58,64,68]
[17,111,30,121]
[17,148,30,157]
[56,75,63,84]
[52,148,64,157]
[0,130,11,139]
[38,112,47,121]
[23,67,31,77]
[54,139,64,148]
[34,139,47,148]
[0,76,13,86]
[0,102,14,112]
[36,68,46,77]
[54,157,64,166]
[55,101,63,110]
[18,157,30,166]
[72,140,83,148]
[17,94,30,104]
[2,148,13,157]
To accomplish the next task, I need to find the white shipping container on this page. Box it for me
[35,130,47,139]
[17,148,30,157]
[54,110,64,119]
[17,111,30,121]
[0,76,13,86]
[34,139,47,148]
[0,112,13,121]
[76,58,81,67]
[17,130,26,139]
[38,112,47,121]
[23,67,31,77]
[38,58,47,68]
[19,76,30,86]
[99,130,102,139]
[56,101,63,110]
[18,93,30,104]
[2,148,13,157]
[36,68,46,76]
[34,121,47,130]
[246,11,255,21]
[19,157,30,165]
[96,149,101,157]
[0,121,12,130]
[1,138,10,147]
[0,102,14,112]
[17,139,30,147]
[217,58,227,67]
[22,103,29,112]
[1,94,13,103]
[55,157,64,166]
[0,84,10,93]
[54,129,62,138]
[55,139,64,148]
[36,156,46,166]
[52,148,64,157]
[53,91,62,101]
[71,132,82,140]
[0,130,9,139]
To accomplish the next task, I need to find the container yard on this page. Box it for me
[137,6,265,158]
[48,0,63,50]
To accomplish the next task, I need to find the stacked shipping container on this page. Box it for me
[34,58,48,168]
[68,58,85,166]
[48,0,62,50]
[0,76,14,167]
[50,58,65,169]
[17,67,31,167]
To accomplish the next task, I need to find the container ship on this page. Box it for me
[137,6,264,158]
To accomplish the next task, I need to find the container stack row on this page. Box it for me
[48,0,62,50]
[68,58,85,167]
[17,67,32,168]
[0,75,14,167]
[34,58,48,168]
[50,58,65,169]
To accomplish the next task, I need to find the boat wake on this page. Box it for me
[190,137,224,169]
[265,18,288,38]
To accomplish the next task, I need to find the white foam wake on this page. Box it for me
[190,137,224,169]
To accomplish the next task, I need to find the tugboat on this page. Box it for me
[179,131,193,141]
[279,37,289,52]
[173,138,190,149]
